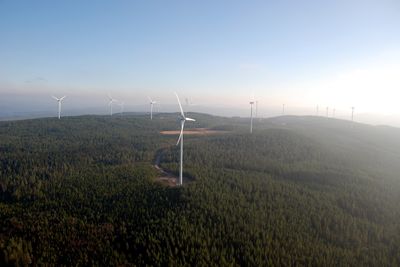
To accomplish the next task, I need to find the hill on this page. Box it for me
[0,114,399,266]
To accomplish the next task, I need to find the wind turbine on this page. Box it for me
[175,92,196,186]
[249,101,254,134]
[148,97,157,120]
[108,94,117,116]
[184,97,198,112]
[52,95,66,119]
[326,106,329,117]
[282,104,285,115]
[255,101,258,118]
[316,105,319,116]
[118,102,124,116]
[351,107,355,121]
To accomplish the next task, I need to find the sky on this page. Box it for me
[1,0,400,124]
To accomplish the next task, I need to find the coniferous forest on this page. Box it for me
[1,113,400,266]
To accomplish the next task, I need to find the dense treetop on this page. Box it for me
[0,113,399,266]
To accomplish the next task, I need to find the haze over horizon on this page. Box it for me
[1,0,400,125]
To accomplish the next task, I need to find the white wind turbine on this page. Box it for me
[148,97,157,120]
[249,101,254,134]
[118,101,124,115]
[175,92,196,186]
[108,94,117,116]
[255,101,258,118]
[52,95,66,119]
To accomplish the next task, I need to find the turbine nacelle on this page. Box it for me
[108,94,117,104]
[52,96,67,102]
[148,97,157,105]
[108,100,117,105]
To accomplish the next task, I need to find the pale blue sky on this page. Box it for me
[0,0,400,117]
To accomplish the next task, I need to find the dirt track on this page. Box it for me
[153,149,195,187]
[153,152,178,187]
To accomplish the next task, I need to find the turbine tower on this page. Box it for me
[282,104,285,115]
[249,101,254,134]
[118,102,124,115]
[148,97,157,120]
[326,106,329,117]
[108,94,117,116]
[52,95,66,119]
[351,107,355,121]
[255,101,258,118]
[175,92,196,186]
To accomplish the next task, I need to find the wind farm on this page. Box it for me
[1,1,400,266]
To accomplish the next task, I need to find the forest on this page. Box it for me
[0,113,399,266]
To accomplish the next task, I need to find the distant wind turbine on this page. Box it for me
[326,106,329,117]
[249,101,254,134]
[108,94,117,116]
[52,95,66,119]
[185,97,198,112]
[282,104,285,115]
[316,105,319,116]
[118,102,124,115]
[148,97,157,120]
[185,97,195,107]
[351,107,355,121]
[175,92,196,186]
[255,101,258,118]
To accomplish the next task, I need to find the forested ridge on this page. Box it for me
[0,113,399,266]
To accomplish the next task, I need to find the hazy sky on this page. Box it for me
[1,0,400,119]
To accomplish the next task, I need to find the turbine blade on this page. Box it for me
[174,92,185,118]
[185,117,196,122]
[52,96,59,101]
[60,96,67,101]
[176,121,185,145]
